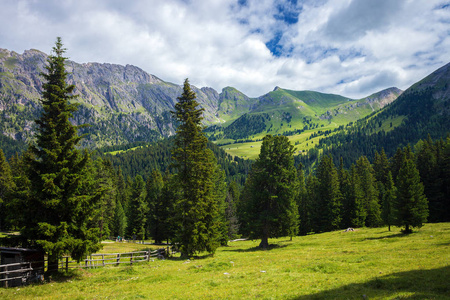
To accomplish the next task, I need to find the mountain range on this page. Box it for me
[0,48,401,152]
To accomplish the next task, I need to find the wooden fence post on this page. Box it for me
[130,253,133,265]
[116,254,120,265]
[102,254,105,267]
[4,265,8,288]
[65,257,69,272]
[85,256,88,268]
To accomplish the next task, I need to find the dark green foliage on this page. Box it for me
[415,136,450,222]
[146,169,168,243]
[0,149,14,231]
[315,155,342,232]
[305,173,319,233]
[395,153,429,233]
[223,113,270,140]
[382,171,397,231]
[241,135,299,248]
[100,138,251,186]
[90,159,117,239]
[339,161,366,228]
[0,134,27,159]
[113,199,127,237]
[356,156,382,227]
[225,181,240,240]
[21,38,101,272]
[127,175,147,240]
[171,79,221,256]
[297,164,311,235]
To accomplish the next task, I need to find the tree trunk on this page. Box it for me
[259,236,269,249]
[46,253,59,276]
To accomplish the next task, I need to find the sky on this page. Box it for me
[0,0,449,99]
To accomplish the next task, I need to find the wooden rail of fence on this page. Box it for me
[61,248,166,271]
[1,248,167,287]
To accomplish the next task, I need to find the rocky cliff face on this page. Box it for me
[0,48,222,147]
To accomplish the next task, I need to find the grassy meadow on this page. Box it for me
[1,223,449,299]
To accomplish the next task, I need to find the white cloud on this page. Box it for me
[0,0,449,98]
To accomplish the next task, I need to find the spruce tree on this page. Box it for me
[395,157,428,233]
[305,173,319,233]
[113,200,127,237]
[225,181,240,240]
[127,175,147,240]
[0,149,14,231]
[297,164,311,235]
[382,171,397,231]
[146,169,165,242]
[356,156,382,227]
[171,79,221,256]
[315,155,342,232]
[241,135,299,248]
[23,38,101,273]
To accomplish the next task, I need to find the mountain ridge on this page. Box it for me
[0,47,401,152]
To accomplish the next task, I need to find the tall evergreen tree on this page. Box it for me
[113,199,127,237]
[0,149,14,231]
[241,135,299,248]
[297,164,311,235]
[356,156,382,227]
[382,171,397,231]
[22,38,101,273]
[395,157,428,233]
[305,173,319,233]
[171,79,221,256]
[127,175,147,240]
[225,181,240,240]
[146,169,167,243]
[315,155,342,232]
[348,164,367,227]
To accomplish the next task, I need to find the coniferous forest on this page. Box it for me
[0,39,449,270]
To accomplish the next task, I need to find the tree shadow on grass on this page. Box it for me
[289,266,450,300]
[362,232,408,241]
[222,243,289,253]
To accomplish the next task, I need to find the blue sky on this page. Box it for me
[0,0,449,98]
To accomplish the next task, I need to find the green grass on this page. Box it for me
[2,223,449,299]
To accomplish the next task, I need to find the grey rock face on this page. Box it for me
[0,48,224,148]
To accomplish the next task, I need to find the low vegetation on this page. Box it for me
[1,223,449,299]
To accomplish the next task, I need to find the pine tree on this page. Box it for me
[146,169,164,242]
[349,164,367,227]
[127,175,147,240]
[113,199,127,237]
[171,79,221,256]
[382,171,397,231]
[212,164,228,246]
[241,135,299,248]
[305,173,319,233]
[315,155,342,232]
[356,156,382,227]
[225,181,240,240]
[0,149,14,231]
[22,38,101,273]
[297,164,311,235]
[395,157,428,233]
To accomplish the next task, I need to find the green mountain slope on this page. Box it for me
[301,62,450,169]
[208,86,401,158]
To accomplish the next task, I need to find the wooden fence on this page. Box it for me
[1,248,167,288]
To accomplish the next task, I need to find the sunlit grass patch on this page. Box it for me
[1,223,449,299]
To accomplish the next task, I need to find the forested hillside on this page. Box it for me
[299,63,450,170]
[98,139,252,186]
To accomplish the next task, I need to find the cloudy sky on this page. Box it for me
[1,0,449,98]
